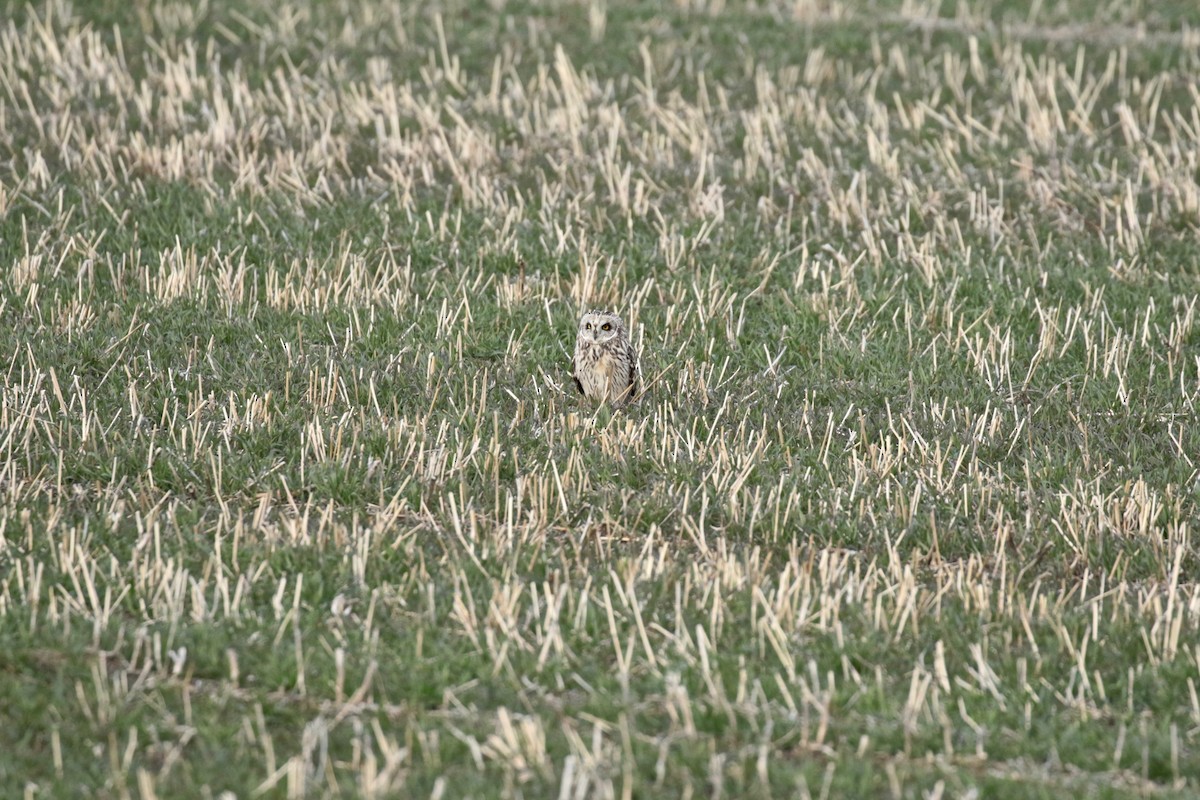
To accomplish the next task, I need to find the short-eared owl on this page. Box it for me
[572,310,638,407]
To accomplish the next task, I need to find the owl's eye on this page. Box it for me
[585,323,591,330]
[601,323,611,331]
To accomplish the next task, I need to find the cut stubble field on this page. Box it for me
[1,0,1200,797]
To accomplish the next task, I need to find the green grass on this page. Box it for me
[2,0,1200,796]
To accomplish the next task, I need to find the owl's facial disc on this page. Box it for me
[581,312,620,343]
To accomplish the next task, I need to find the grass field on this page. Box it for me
[2,0,1200,796]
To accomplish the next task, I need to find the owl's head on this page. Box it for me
[579,310,625,343]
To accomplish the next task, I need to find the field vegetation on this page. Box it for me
[1,0,1199,796]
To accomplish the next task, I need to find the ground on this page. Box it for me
[1,0,1199,797]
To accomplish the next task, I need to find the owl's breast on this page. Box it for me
[575,345,621,400]
[576,341,602,364]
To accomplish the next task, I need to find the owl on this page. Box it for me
[572,310,639,407]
